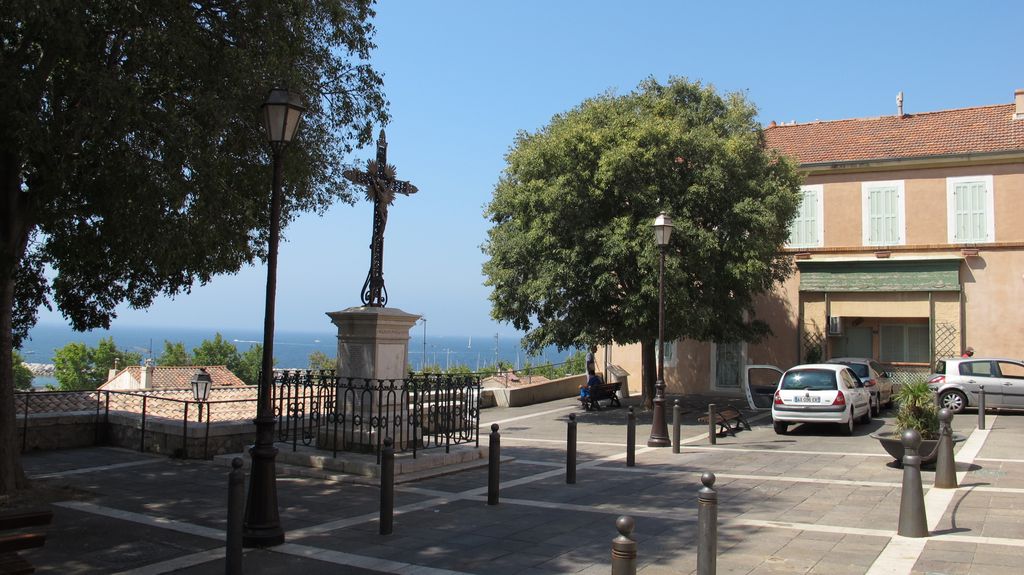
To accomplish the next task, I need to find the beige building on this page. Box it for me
[605,90,1024,399]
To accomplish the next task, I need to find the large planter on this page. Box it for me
[871,431,967,465]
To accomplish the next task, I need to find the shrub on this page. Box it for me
[893,379,939,440]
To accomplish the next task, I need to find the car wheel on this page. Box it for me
[773,421,789,435]
[939,390,967,414]
[861,402,872,424]
[871,394,880,417]
[840,412,854,436]
[884,391,894,409]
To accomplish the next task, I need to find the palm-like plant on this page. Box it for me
[893,379,939,440]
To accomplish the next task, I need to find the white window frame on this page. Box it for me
[657,339,677,368]
[787,184,824,248]
[709,341,747,392]
[946,175,995,243]
[861,180,905,246]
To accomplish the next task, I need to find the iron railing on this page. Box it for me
[272,370,481,462]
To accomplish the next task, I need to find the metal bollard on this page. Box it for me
[567,414,577,484]
[226,458,244,575]
[697,472,718,575]
[897,430,929,537]
[672,400,681,454]
[978,386,986,430]
[707,404,717,445]
[380,437,395,535]
[626,407,636,467]
[610,515,637,575]
[487,423,500,505]
[934,408,957,489]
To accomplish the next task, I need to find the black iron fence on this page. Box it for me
[272,370,481,462]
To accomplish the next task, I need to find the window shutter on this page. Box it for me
[789,189,819,247]
[954,181,987,241]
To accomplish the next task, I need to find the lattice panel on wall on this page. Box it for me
[933,322,958,363]
[802,327,825,363]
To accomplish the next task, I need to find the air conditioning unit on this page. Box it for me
[827,316,844,337]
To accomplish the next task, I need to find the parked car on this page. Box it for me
[825,357,894,416]
[926,357,1024,413]
[771,364,871,436]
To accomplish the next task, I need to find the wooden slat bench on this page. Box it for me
[579,382,622,411]
[697,405,751,437]
[0,508,53,575]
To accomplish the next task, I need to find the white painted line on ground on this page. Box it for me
[480,405,576,428]
[114,547,229,575]
[288,497,453,539]
[54,501,224,539]
[499,436,627,447]
[973,457,1024,463]
[925,487,957,532]
[31,458,164,479]
[679,444,893,458]
[735,518,892,538]
[276,542,475,575]
[865,536,928,575]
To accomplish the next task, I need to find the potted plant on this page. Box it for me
[871,378,963,465]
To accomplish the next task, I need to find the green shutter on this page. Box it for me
[954,181,987,242]
[789,189,818,247]
[867,185,899,244]
[798,259,961,292]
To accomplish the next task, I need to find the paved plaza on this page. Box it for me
[12,396,1024,574]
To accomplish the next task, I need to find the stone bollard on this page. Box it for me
[610,515,637,575]
[672,400,681,454]
[226,458,244,575]
[707,404,717,445]
[697,472,718,575]
[488,423,500,505]
[626,407,636,467]
[897,430,929,537]
[978,386,986,430]
[934,408,957,489]
[380,437,395,535]
[567,414,577,484]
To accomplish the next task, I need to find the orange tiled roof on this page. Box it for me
[763,104,1024,165]
[101,365,246,390]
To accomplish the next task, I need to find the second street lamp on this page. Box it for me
[243,88,305,548]
[647,211,674,447]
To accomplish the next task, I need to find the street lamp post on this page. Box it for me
[647,212,674,447]
[243,88,305,548]
[190,368,212,422]
[421,317,427,372]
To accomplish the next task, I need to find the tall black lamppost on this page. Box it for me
[243,88,305,548]
[647,211,674,447]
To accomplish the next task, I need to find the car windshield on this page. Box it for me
[835,362,869,378]
[780,369,838,391]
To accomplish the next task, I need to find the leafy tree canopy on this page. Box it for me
[235,344,264,386]
[307,350,336,372]
[192,333,241,369]
[157,341,192,366]
[12,350,32,390]
[483,77,801,359]
[52,337,141,390]
[1,1,388,493]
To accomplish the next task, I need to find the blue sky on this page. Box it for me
[35,1,1024,337]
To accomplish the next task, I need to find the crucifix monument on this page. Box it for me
[327,129,420,388]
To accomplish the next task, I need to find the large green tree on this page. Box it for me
[156,341,191,366]
[12,350,33,390]
[1,1,388,493]
[52,337,141,390]
[483,77,801,404]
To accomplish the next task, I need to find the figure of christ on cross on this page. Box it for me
[343,129,418,307]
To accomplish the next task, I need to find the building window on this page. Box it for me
[879,324,929,363]
[657,340,676,366]
[861,180,905,246]
[946,175,994,243]
[788,184,824,248]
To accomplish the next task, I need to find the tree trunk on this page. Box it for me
[640,338,656,410]
[1,150,30,495]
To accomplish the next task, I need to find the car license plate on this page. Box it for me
[793,395,821,403]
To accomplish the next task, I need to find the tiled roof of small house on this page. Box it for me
[100,365,246,390]
[763,103,1024,165]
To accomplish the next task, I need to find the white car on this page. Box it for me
[771,364,872,436]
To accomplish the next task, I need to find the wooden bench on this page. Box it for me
[579,382,622,411]
[697,405,751,437]
[0,508,53,575]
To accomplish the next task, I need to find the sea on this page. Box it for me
[18,323,579,388]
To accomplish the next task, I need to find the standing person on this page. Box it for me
[585,345,597,376]
[961,347,975,358]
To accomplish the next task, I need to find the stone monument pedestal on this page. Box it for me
[320,306,420,450]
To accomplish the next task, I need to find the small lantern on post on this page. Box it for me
[191,368,213,422]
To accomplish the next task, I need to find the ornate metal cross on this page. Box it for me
[343,129,418,307]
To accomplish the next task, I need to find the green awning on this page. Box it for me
[797,259,961,292]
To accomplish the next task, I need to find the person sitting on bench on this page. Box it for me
[579,373,602,399]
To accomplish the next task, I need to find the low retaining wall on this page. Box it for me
[486,373,588,408]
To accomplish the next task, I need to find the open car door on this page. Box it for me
[743,365,784,410]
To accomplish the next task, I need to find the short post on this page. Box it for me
[897,430,929,537]
[380,437,395,535]
[567,414,577,484]
[934,408,957,489]
[707,403,717,445]
[978,386,986,430]
[626,407,636,467]
[672,399,681,454]
[610,515,637,575]
[487,423,500,505]
[697,472,718,575]
[226,458,244,575]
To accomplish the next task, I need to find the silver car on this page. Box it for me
[927,357,1024,413]
[825,357,895,417]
